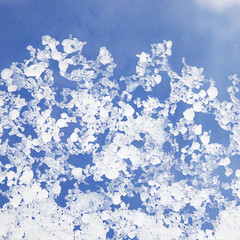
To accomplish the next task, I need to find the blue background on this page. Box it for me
[1,0,240,100]
[0,0,240,236]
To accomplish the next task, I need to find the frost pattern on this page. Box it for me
[0,36,240,240]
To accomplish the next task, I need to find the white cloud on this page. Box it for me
[194,0,240,12]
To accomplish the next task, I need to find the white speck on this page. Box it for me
[105,168,119,180]
[42,132,52,143]
[22,187,36,204]
[0,216,9,236]
[193,102,202,112]
[8,85,17,92]
[72,168,82,178]
[98,47,112,65]
[44,109,51,117]
[10,195,22,207]
[150,155,161,165]
[52,182,61,195]
[51,49,63,61]
[0,99,4,107]
[200,132,210,145]
[199,90,206,98]
[19,170,33,185]
[137,52,150,63]
[10,109,20,120]
[183,108,195,121]
[112,193,121,205]
[117,146,129,158]
[24,63,46,79]
[154,75,162,84]
[192,142,200,150]
[56,119,67,128]
[207,86,218,99]
[1,68,13,79]
[70,132,78,142]
[195,124,202,135]
[61,113,68,119]
[134,213,146,227]
[38,189,48,199]
[59,61,69,74]
[124,104,134,117]
[225,168,233,177]
[219,157,231,166]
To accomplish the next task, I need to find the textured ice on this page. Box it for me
[0,35,240,239]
